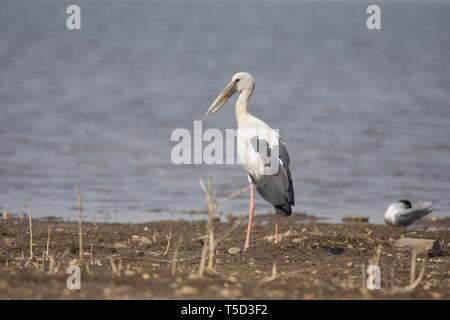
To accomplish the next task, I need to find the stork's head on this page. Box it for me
[206,72,255,115]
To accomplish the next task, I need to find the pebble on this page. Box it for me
[3,238,15,246]
[175,286,199,296]
[428,271,440,278]
[114,242,128,249]
[69,259,79,266]
[228,247,242,255]
[82,251,91,257]
[346,262,353,268]
[124,270,135,276]
[142,273,150,280]
[220,288,242,298]
[131,235,152,245]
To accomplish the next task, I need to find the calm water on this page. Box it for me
[1,0,449,223]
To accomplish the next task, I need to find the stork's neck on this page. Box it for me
[235,88,253,124]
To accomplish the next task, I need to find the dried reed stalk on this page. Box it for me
[76,186,84,265]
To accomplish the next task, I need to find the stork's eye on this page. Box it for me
[235,79,240,83]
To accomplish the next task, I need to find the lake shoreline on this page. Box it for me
[0,214,449,299]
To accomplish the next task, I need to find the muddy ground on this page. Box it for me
[0,213,449,299]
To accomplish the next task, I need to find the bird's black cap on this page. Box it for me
[398,199,412,208]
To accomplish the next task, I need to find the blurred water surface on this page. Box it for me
[0,0,449,222]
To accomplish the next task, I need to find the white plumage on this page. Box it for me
[206,72,294,249]
[384,200,434,227]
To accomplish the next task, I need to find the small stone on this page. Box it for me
[342,215,369,223]
[3,238,15,246]
[124,270,135,276]
[430,292,442,299]
[175,286,199,296]
[114,242,127,249]
[220,288,242,298]
[228,247,242,255]
[346,244,354,249]
[393,238,440,256]
[131,235,152,245]
[346,262,353,268]
[428,271,440,278]
[142,273,150,280]
[292,238,303,243]
[69,259,79,266]
[358,247,366,252]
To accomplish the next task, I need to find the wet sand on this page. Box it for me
[0,214,449,299]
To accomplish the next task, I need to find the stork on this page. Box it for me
[206,72,295,250]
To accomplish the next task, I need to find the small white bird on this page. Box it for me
[384,200,434,228]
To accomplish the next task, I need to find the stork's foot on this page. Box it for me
[273,234,281,244]
[273,215,279,244]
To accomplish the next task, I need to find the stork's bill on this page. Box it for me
[205,80,238,115]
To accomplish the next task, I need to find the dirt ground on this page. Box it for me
[0,213,449,299]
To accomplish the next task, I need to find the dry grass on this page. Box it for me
[76,186,83,266]
[28,203,33,260]
[198,176,248,276]
[390,249,427,294]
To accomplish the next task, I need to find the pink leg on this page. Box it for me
[244,183,255,251]
[274,214,280,244]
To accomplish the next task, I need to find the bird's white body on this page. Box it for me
[384,200,434,227]
[236,113,281,178]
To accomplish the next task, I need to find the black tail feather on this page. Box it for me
[274,202,292,217]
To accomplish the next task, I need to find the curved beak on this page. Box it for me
[205,81,237,115]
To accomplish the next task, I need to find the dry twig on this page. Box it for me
[163,226,173,257]
[390,250,427,294]
[197,176,249,274]
[76,186,84,265]
[28,203,33,260]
